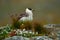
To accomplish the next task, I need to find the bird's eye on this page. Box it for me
[28,8,32,10]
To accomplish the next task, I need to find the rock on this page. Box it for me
[4,36,24,40]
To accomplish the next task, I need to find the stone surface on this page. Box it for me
[4,36,53,40]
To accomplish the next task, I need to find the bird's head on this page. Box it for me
[25,8,34,14]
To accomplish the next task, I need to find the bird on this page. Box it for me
[18,8,33,21]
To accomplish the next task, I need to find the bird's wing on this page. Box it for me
[17,12,29,20]
[20,12,28,17]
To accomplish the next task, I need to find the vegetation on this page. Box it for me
[0,14,49,40]
[10,14,48,34]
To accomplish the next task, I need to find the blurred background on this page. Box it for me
[0,0,60,26]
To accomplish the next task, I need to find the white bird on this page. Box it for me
[18,8,33,21]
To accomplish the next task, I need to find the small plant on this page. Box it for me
[0,25,11,40]
[9,14,21,29]
[33,21,48,35]
[23,21,32,30]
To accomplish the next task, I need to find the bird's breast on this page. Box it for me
[19,16,33,21]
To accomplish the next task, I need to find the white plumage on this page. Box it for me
[19,8,33,21]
